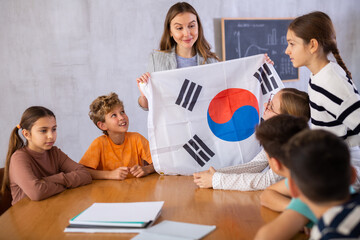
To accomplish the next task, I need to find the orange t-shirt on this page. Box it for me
[79,132,152,173]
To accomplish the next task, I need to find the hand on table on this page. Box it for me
[193,167,216,188]
[109,167,129,180]
[130,164,155,178]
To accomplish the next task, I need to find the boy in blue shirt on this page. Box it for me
[287,129,360,239]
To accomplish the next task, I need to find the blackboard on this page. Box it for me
[221,18,298,81]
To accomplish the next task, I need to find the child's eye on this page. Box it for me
[40,130,47,133]
[111,114,117,118]
[52,128,57,132]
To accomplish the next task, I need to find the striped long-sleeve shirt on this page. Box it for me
[309,193,360,240]
[309,62,360,147]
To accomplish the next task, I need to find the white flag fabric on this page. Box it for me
[141,54,284,175]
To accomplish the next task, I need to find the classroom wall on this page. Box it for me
[0,0,359,167]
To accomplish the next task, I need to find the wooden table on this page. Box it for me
[0,173,297,240]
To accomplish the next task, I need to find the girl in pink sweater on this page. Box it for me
[1,106,92,205]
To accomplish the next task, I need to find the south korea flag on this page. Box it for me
[141,54,284,175]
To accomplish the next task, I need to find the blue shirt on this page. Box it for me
[176,54,197,69]
[284,179,356,229]
[285,178,317,227]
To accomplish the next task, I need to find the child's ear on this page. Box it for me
[288,177,301,198]
[269,157,281,172]
[351,166,357,184]
[309,38,319,54]
[97,121,107,131]
[22,129,30,140]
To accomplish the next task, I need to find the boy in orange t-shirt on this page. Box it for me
[80,92,154,180]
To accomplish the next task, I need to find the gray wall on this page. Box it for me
[0,0,359,167]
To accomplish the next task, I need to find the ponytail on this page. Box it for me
[1,127,24,194]
[331,46,352,79]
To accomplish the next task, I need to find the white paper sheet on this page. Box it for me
[131,220,216,240]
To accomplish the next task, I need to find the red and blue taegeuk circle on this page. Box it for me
[207,88,260,142]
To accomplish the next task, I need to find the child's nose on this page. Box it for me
[285,46,290,55]
[47,132,54,139]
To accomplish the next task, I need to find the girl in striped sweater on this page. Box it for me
[285,11,360,190]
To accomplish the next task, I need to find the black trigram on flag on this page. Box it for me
[175,79,202,111]
[253,63,280,95]
[183,135,215,167]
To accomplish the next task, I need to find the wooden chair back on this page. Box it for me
[0,168,12,215]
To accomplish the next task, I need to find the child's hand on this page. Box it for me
[109,167,129,180]
[264,53,274,65]
[193,167,216,188]
[130,165,148,178]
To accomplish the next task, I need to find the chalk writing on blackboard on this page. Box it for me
[222,18,299,81]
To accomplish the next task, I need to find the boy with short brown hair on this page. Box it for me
[287,129,360,239]
[80,92,154,180]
